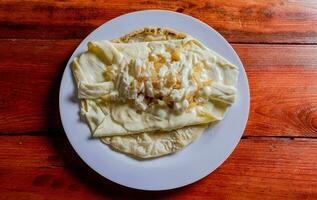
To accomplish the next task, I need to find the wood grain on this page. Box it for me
[1,1,317,199]
[0,136,316,199]
[1,0,317,43]
[235,44,317,137]
[0,40,78,134]
[1,40,316,136]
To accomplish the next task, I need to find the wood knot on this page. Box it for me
[261,8,274,19]
[51,178,64,189]
[33,174,65,189]
[176,8,184,13]
[311,113,317,131]
[33,174,53,186]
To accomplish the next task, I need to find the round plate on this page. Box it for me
[59,10,250,191]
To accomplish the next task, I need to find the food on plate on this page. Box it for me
[72,27,238,158]
[101,125,205,159]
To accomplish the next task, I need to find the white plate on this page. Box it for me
[59,10,250,191]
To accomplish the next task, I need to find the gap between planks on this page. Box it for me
[1,38,317,45]
[0,132,317,140]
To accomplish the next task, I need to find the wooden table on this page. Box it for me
[1,1,317,199]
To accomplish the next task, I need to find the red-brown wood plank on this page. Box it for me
[235,44,317,137]
[0,40,317,136]
[0,40,79,134]
[1,0,317,43]
[0,136,316,199]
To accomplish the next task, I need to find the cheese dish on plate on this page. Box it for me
[59,10,249,190]
[72,27,239,159]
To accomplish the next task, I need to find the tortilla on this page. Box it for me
[72,27,238,158]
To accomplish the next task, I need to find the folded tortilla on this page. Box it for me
[72,27,238,158]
